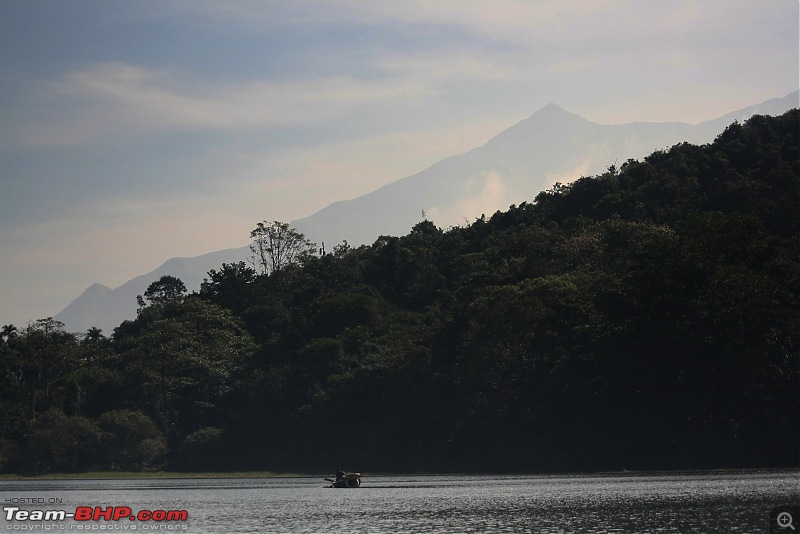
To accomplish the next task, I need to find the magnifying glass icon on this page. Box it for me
[778,511,796,530]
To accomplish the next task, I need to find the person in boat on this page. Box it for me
[335,468,345,483]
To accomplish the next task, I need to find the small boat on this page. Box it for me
[325,473,362,488]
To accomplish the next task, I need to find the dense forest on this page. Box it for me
[1,110,798,475]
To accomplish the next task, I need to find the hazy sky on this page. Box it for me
[1,0,798,330]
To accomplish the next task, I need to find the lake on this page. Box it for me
[1,471,798,533]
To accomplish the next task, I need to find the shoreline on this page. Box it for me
[2,467,797,481]
[0,470,302,480]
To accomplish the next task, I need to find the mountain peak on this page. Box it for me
[538,102,567,113]
[484,102,591,150]
[531,102,586,120]
[85,282,112,295]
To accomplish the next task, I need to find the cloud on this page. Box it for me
[13,62,434,147]
[542,143,615,190]
[171,0,615,40]
[169,0,771,50]
[12,46,518,149]
[427,171,513,228]
[9,0,796,149]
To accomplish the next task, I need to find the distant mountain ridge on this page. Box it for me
[290,92,798,246]
[56,248,251,334]
[54,91,800,333]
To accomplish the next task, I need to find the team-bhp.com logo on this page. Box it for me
[4,506,188,530]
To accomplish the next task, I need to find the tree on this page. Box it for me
[200,262,256,315]
[249,221,316,275]
[24,409,103,473]
[97,410,167,471]
[114,298,256,439]
[84,327,104,343]
[1,325,17,344]
[17,318,77,419]
[137,276,187,309]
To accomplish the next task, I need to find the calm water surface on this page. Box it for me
[1,471,798,533]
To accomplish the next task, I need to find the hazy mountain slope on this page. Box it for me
[291,92,798,247]
[54,91,799,333]
[695,91,799,136]
[55,247,249,334]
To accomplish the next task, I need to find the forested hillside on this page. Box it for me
[1,110,798,474]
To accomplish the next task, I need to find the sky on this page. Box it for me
[1,0,798,330]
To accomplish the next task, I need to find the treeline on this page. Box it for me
[1,110,798,474]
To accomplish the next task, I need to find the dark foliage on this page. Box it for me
[2,111,798,474]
